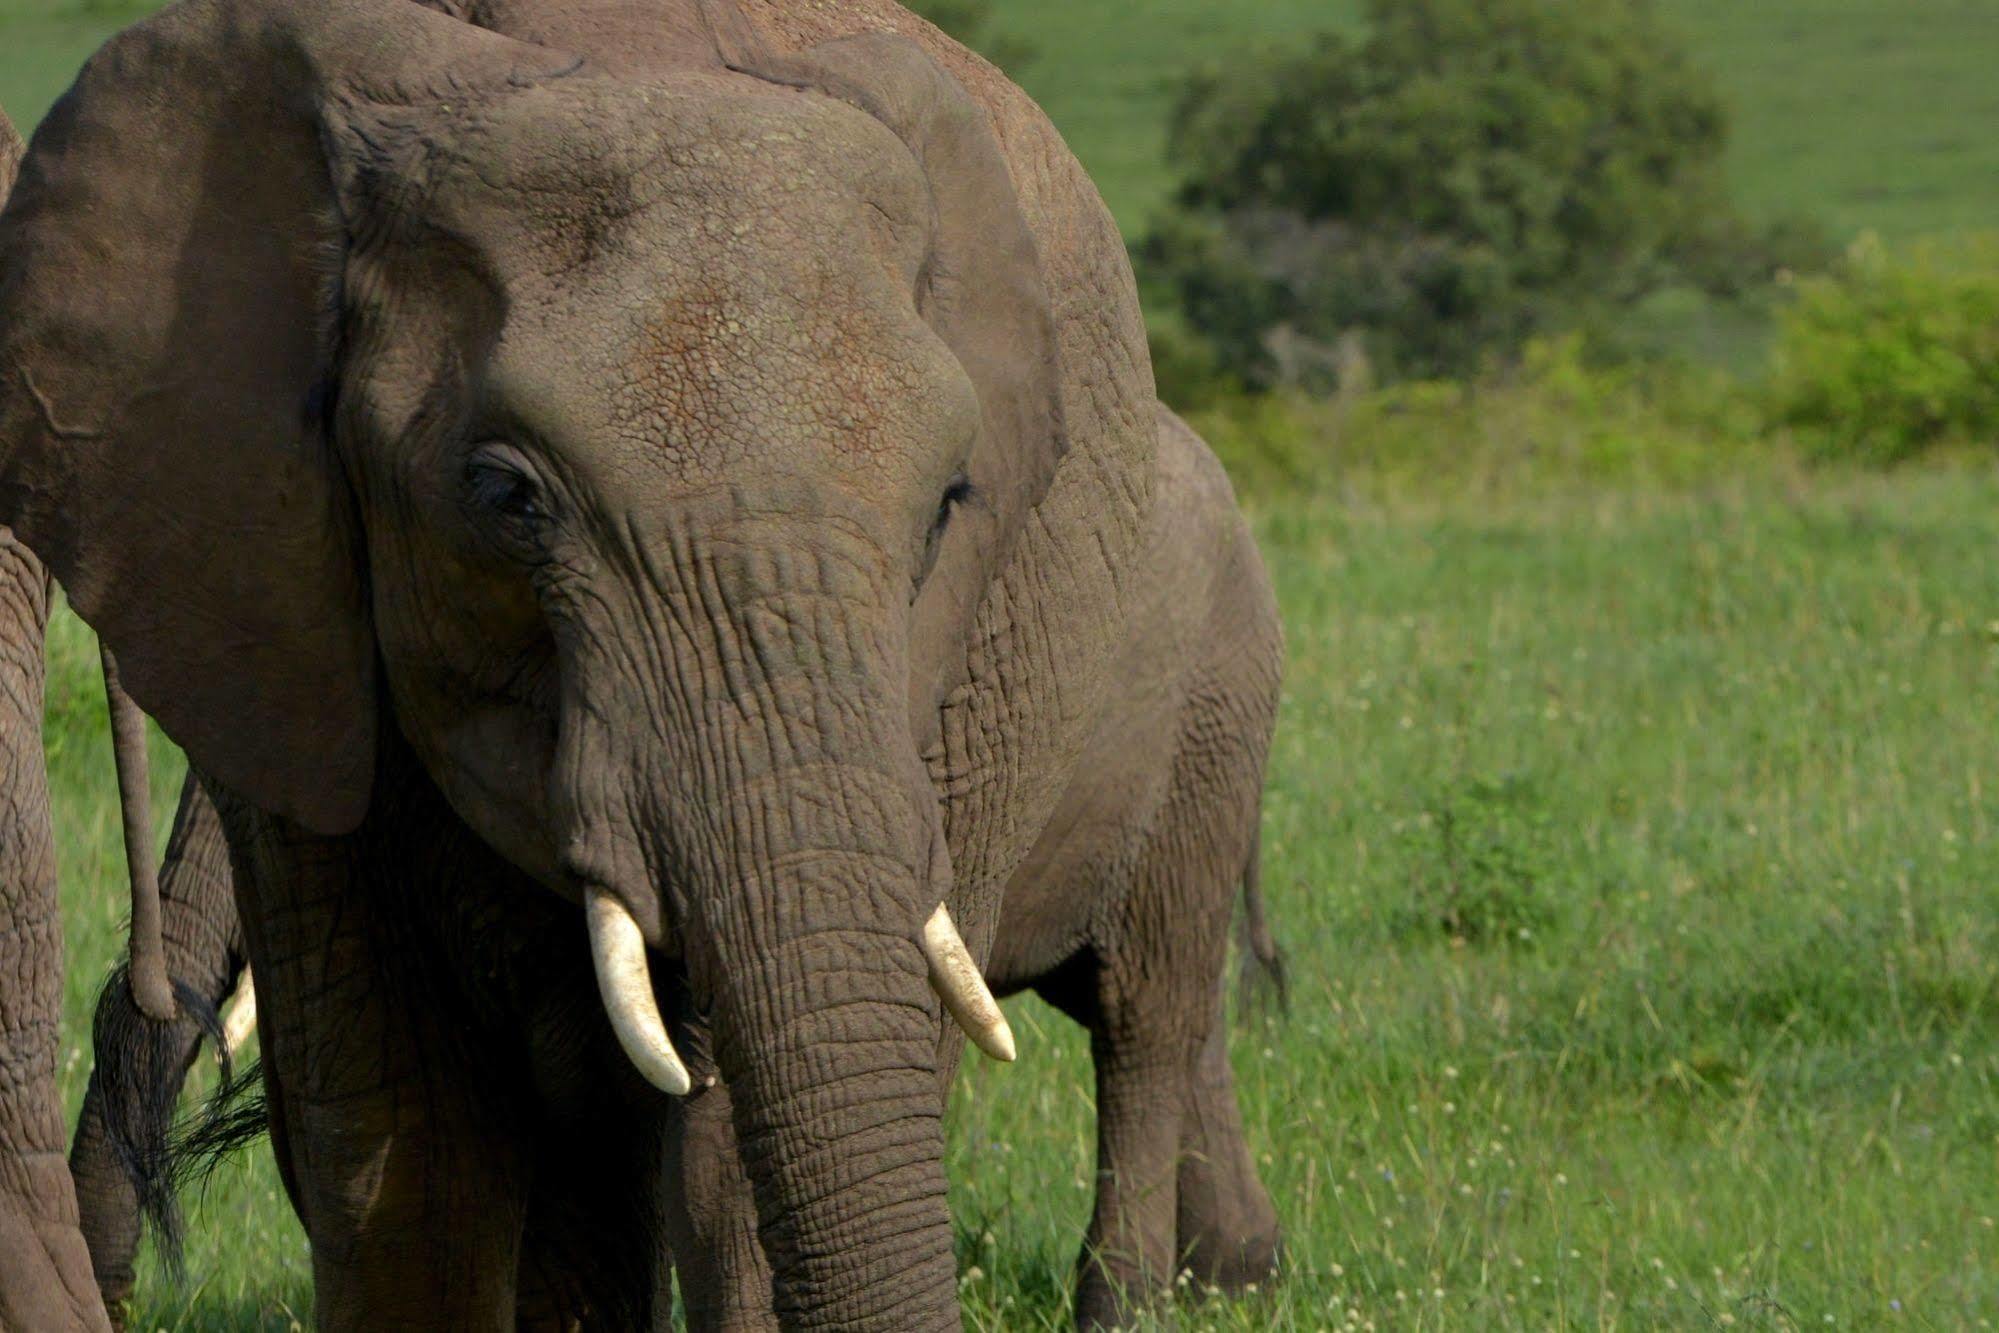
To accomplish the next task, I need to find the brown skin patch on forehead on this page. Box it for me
[610,235,954,483]
[444,75,971,495]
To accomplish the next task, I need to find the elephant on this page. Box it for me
[0,529,236,1330]
[0,0,1285,1328]
[0,105,105,1333]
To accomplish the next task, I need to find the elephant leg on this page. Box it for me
[212,779,530,1330]
[1076,693,1276,1327]
[69,773,243,1327]
[0,534,110,1332]
[1076,1034,1188,1331]
[664,1078,779,1333]
[1173,991,1280,1294]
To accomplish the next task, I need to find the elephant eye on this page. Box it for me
[918,473,975,592]
[462,443,552,554]
[939,474,975,519]
[931,473,975,544]
[467,459,540,520]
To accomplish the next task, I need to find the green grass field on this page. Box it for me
[62,461,1999,1330]
[3,0,1997,1327]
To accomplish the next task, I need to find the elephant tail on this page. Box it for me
[76,966,264,1283]
[100,643,175,1022]
[1235,824,1288,1020]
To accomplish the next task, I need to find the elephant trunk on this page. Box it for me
[556,515,986,1327]
[695,840,961,1330]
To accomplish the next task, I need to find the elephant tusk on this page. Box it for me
[921,905,1016,1063]
[585,888,693,1096]
[221,967,257,1058]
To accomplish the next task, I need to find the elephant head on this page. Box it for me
[0,0,1075,1322]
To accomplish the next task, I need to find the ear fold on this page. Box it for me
[728,32,1069,589]
[0,0,569,834]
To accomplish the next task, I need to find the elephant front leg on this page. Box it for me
[216,788,531,1330]
[1076,1043,1187,1331]
[1073,725,1278,1327]
[0,536,109,1332]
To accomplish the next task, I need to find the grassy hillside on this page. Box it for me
[5,0,1999,240]
[0,0,137,134]
[1660,0,1999,243]
[986,0,1999,242]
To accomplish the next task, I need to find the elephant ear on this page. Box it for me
[0,108,19,195]
[0,0,569,834]
[725,31,1069,617]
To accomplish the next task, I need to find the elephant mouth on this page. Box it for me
[584,888,1015,1097]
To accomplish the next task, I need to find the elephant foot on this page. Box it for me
[1177,1218,1282,1296]
[0,1186,114,1332]
[1172,1021,1283,1303]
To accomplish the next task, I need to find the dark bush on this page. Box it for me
[1141,0,1821,391]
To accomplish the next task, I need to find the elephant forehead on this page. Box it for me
[439,76,970,482]
[426,73,932,283]
[483,224,973,500]
[492,247,972,490]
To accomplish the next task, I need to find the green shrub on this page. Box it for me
[1190,334,1764,500]
[1766,234,1999,463]
[1139,0,1821,392]
[1391,773,1569,947]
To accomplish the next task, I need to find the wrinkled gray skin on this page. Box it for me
[0,0,1282,1327]
[0,104,113,1333]
[667,405,1287,1331]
